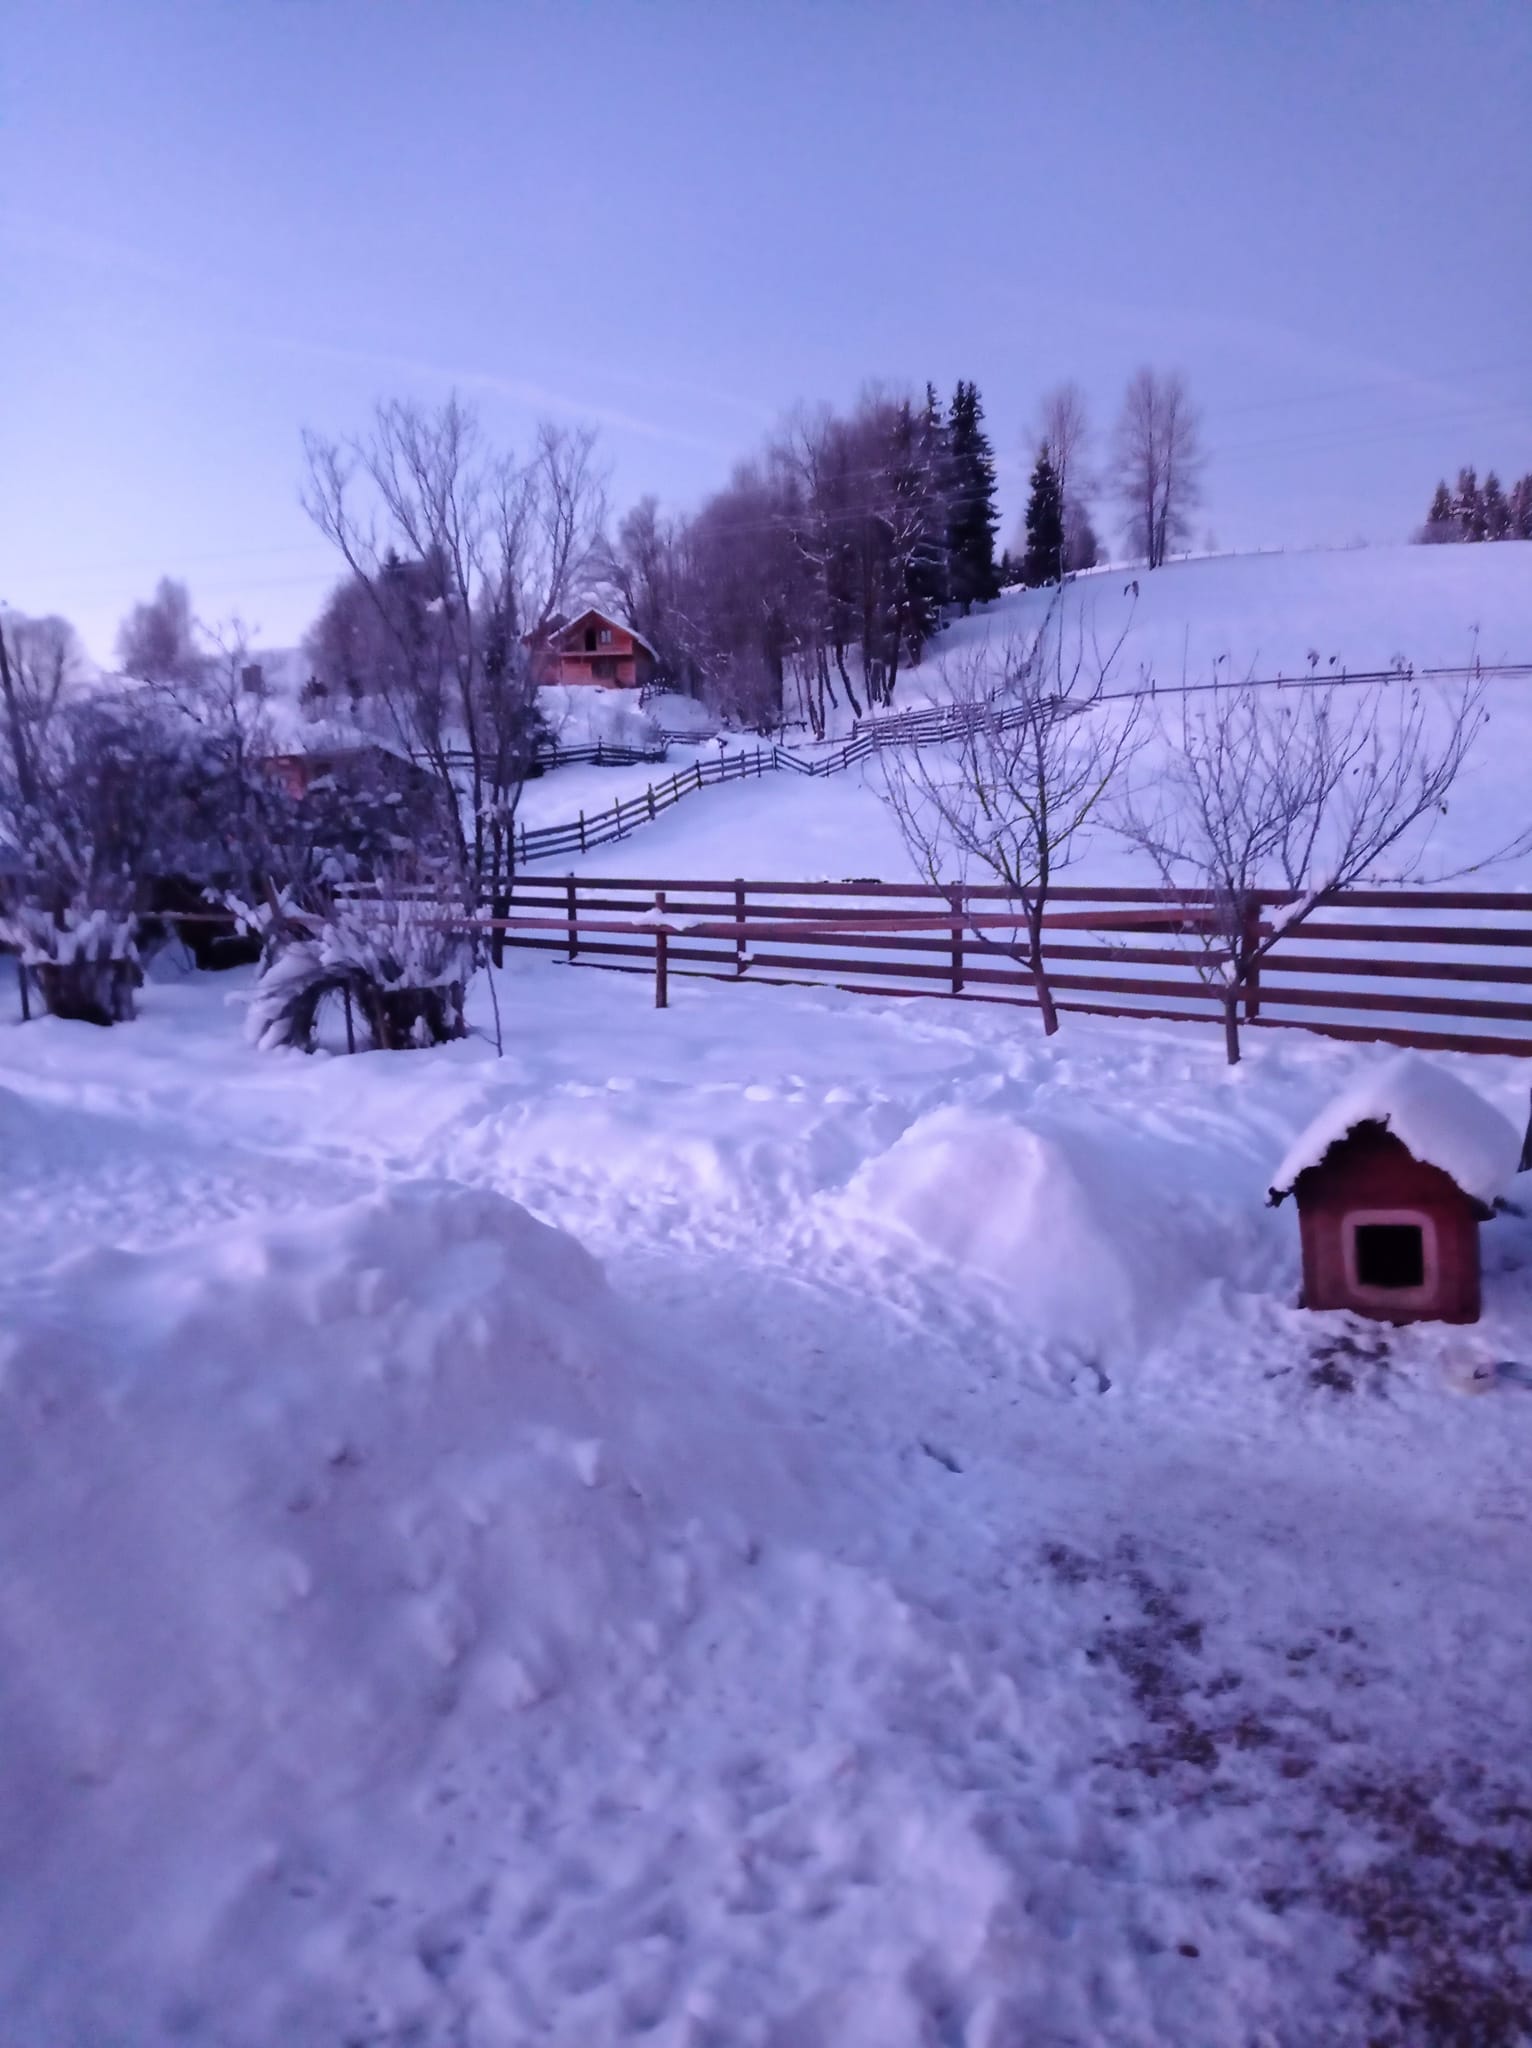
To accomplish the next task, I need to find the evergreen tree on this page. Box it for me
[903,383,952,641]
[1020,447,1065,587]
[1481,470,1510,540]
[1418,479,1458,544]
[1454,466,1485,541]
[945,380,1001,612]
[1510,474,1532,542]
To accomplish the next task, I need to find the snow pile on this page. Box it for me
[641,689,715,735]
[1269,1051,1524,1210]
[539,681,661,751]
[0,1182,834,2040]
[841,1104,1219,1363]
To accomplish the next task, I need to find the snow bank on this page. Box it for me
[539,681,660,751]
[0,1182,816,2039]
[841,1105,1219,1363]
[1269,1052,1523,1210]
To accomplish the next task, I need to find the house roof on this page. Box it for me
[552,607,658,660]
[1268,1053,1522,1212]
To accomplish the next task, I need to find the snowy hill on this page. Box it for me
[939,540,1532,693]
[537,543,1532,886]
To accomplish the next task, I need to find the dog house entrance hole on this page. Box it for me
[1352,1220,1426,1291]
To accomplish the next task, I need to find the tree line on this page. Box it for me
[595,380,1001,737]
[1416,465,1532,544]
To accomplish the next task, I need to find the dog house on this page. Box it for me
[1268,1055,1520,1325]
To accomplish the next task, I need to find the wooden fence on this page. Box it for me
[435,660,1532,872]
[480,876,1532,1059]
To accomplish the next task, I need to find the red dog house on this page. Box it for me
[1268,1056,1520,1325]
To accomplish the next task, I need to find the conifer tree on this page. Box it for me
[1418,479,1457,543]
[1020,447,1065,587]
[1481,470,1510,541]
[945,380,1001,612]
[1454,466,1485,541]
[1510,474,1532,542]
[904,382,952,633]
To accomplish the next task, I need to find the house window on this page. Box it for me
[1353,1222,1425,1291]
[598,627,613,645]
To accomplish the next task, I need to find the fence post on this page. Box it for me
[343,985,356,1054]
[735,879,747,975]
[17,961,30,1022]
[948,886,964,995]
[1242,900,1262,1020]
[695,761,703,793]
[655,891,668,1009]
[567,876,578,962]
[579,810,586,855]
[648,784,656,821]
[491,889,507,969]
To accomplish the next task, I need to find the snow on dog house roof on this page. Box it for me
[1269,1053,1521,1215]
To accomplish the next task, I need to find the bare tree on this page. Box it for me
[877,610,1140,1033]
[1035,382,1101,574]
[0,611,87,808]
[1112,369,1203,570]
[522,422,607,635]
[116,577,204,686]
[1117,680,1487,1062]
[301,395,593,898]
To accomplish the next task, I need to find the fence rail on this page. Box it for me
[421,661,1532,872]
[477,876,1532,1059]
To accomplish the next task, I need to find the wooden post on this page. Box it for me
[1242,900,1262,1020]
[734,879,746,975]
[343,985,356,1054]
[17,961,30,1023]
[695,761,704,792]
[647,784,656,821]
[654,891,668,1009]
[566,876,578,962]
[491,890,507,968]
[578,810,586,855]
[948,886,964,995]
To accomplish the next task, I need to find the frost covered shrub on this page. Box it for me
[0,899,139,1026]
[244,896,474,1054]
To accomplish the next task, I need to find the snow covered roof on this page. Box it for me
[263,718,412,764]
[1268,1053,1522,1212]
[554,606,658,660]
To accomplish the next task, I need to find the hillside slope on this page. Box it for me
[545,543,1532,886]
[930,540,1532,695]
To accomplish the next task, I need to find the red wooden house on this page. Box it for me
[529,608,657,690]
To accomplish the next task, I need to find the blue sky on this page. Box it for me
[4,0,1530,661]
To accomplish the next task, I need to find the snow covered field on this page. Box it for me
[506,543,1532,888]
[4,949,1532,2045]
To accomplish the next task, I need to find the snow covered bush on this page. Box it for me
[244,894,475,1053]
[0,897,140,1025]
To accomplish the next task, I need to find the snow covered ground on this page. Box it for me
[4,950,1532,2045]
[957,541,1532,695]
[502,544,1532,887]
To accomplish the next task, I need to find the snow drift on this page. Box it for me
[840,1104,1231,1364]
[0,1182,829,2042]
